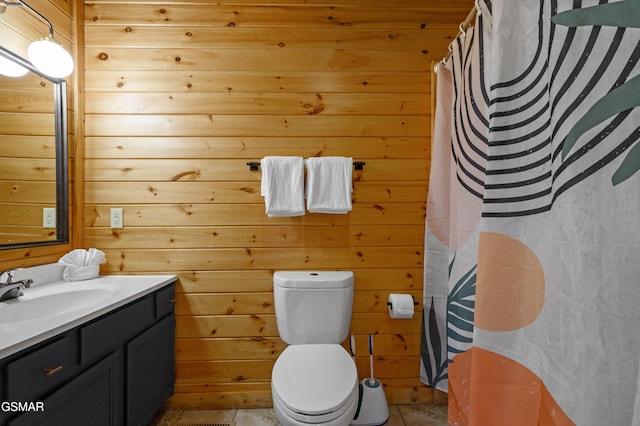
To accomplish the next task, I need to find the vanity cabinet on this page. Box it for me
[0,282,175,426]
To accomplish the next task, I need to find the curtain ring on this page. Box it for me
[459,22,467,36]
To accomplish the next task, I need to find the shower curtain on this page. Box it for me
[421,1,640,425]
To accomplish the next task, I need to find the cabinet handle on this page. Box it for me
[167,299,175,304]
[43,365,63,377]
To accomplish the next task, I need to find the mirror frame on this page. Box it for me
[0,45,69,250]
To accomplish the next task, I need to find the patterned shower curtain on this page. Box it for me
[421,1,640,424]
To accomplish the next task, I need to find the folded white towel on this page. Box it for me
[58,248,107,281]
[260,156,305,217]
[305,157,353,214]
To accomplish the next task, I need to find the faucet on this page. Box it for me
[0,269,34,302]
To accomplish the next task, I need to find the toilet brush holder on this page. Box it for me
[350,334,389,426]
[350,378,389,426]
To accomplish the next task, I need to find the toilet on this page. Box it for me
[271,271,359,426]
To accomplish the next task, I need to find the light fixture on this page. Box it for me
[6,0,74,78]
[0,53,29,77]
[28,37,74,78]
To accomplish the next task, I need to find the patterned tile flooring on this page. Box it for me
[151,404,448,426]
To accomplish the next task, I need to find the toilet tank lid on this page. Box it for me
[274,271,354,289]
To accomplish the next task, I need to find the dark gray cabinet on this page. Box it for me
[127,316,175,426]
[0,282,175,426]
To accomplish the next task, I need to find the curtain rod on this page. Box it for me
[436,6,478,71]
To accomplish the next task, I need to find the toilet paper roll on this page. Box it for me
[387,294,415,319]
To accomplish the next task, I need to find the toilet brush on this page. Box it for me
[367,334,375,386]
[350,334,389,426]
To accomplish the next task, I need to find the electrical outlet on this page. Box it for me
[43,208,56,228]
[110,208,124,228]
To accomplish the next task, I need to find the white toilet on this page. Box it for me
[271,271,359,426]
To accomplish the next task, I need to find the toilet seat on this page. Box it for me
[272,344,359,423]
[272,380,358,424]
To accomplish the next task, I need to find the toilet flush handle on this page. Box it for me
[349,333,356,360]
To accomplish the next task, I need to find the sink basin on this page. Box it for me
[0,285,120,324]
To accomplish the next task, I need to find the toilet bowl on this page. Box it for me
[271,344,359,426]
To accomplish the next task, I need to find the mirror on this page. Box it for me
[0,45,69,249]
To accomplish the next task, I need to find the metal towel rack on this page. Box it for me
[246,161,366,171]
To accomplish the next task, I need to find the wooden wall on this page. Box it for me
[0,72,57,245]
[0,0,74,268]
[81,0,470,409]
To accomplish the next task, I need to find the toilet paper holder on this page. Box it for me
[387,295,419,310]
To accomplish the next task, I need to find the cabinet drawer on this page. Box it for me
[80,296,154,365]
[6,336,76,402]
[155,284,175,318]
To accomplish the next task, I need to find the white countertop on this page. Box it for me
[0,274,176,359]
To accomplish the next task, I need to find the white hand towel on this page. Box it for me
[58,248,107,281]
[260,156,305,217]
[305,156,353,214]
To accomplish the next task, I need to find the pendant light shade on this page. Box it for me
[0,54,29,77]
[28,37,74,78]
[3,0,75,79]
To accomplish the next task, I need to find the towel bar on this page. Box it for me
[247,161,366,171]
[353,161,366,170]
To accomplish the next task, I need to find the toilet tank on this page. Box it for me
[274,271,354,345]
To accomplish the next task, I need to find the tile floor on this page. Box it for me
[151,404,448,426]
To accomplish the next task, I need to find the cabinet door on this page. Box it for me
[8,352,122,426]
[126,315,175,426]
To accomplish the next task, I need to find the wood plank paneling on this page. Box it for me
[84,224,426,248]
[174,289,422,316]
[83,182,428,204]
[85,92,429,115]
[0,159,57,181]
[0,226,57,247]
[82,0,470,409]
[0,135,56,158]
[83,159,427,181]
[84,114,428,137]
[84,3,468,28]
[98,247,424,272]
[85,26,452,51]
[0,113,55,135]
[0,182,57,203]
[85,47,433,72]
[171,269,423,293]
[85,0,470,7]
[84,70,430,93]
[175,313,421,340]
[84,203,427,226]
[84,136,429,159]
